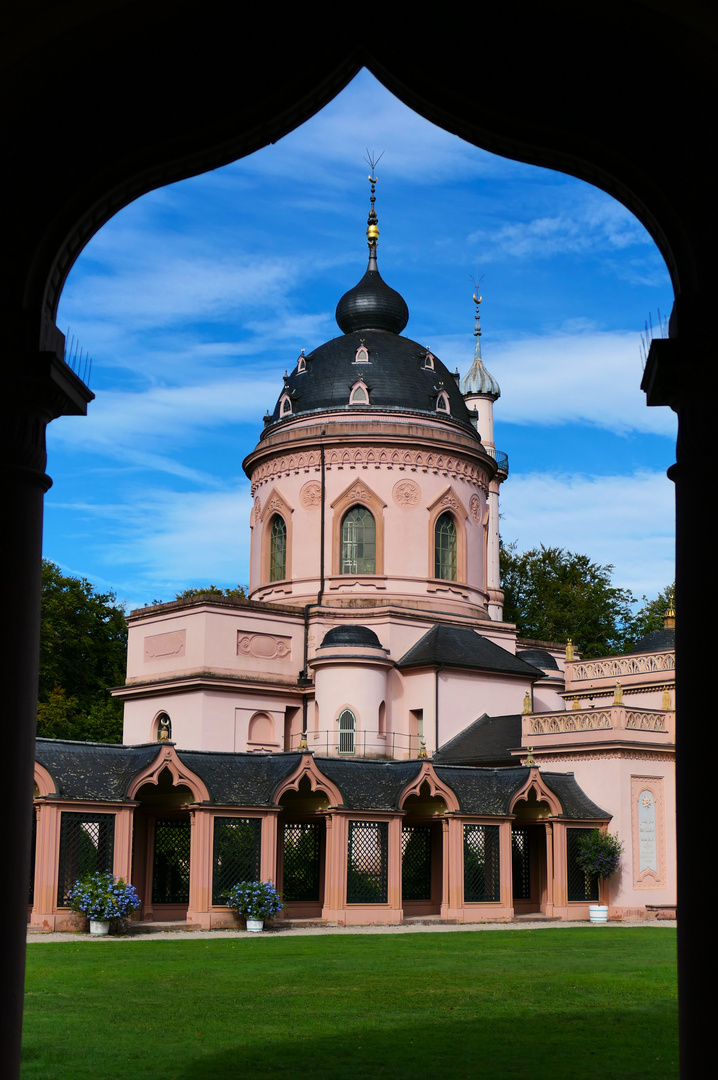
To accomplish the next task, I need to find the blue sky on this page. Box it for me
[48,70,676,612]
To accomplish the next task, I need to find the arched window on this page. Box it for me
[269,515,287,581]
[424,351,435,370]
[341,506,376,574]
[337,709,357,754]
[349,382,369,404]
[355,345,369,363]
[280,394,292,415]
[436,390,450,413]
[434,512,457,580]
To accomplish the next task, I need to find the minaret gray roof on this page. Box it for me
[460,300,500,399]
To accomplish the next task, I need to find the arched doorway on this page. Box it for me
[400,780,448,918]
[511,790,553,916]
[276,775,330,919]
[132,768,195,922]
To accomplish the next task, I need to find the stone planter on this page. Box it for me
[589,904,608,924]
[89,919,111,936]
[246,918,264,933]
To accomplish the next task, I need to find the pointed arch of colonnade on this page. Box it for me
[272,753,344,807]
[125,744,210,804]
[4,4,713,1075]
[398,762,461,813]
[508,769,563,817]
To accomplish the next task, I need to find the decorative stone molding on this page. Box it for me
[509,767,564,816]
[528,709,612,734]
[469,493,481,522]
[331,478,386,577]
[631,776,667,888]
[144,630,186,661]
[253,495,261,524]
[392,479,421,508]
[300,481,322,508]
[126,744,209,803]
[258,486,294,585]
[398,762,460,812]
[272,754,344,807]
[569,652,674,680]
[626,711,669,732]
[250,445,490,495]
[237,633,292,661]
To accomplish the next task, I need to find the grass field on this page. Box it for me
[22,928,677,1080]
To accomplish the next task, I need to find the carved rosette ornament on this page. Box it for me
[392,479,421,508]
[469,493,481,522]
[300,481,322,508]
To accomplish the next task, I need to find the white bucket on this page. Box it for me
[89,919,110,936]
[246,918,264,933]
[589,904,609,924]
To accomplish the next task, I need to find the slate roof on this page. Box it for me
[516,647,560,671]
[630,626,675,653]
[320,624,384,649]
[34,742,608,819]
[397,625,544,678]
[433,713,522,765]
[35,739,162,801]
[177,751,301,805]
[266,329,474,430]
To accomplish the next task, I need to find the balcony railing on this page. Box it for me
[486,446,509,476]
[289,729,425,759]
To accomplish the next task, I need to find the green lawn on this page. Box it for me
[22,928,677,1080]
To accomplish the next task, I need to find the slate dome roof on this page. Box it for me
[630,626,675,653]
[320,624,384,649]
[516,647,560,671]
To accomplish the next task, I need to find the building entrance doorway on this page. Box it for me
[277,776,328,918]
[511,790,552,915]
[131,768,194,921]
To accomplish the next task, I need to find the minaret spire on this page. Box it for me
[460,284,500,400]
[363,148,384,270]
[473,289,483,361]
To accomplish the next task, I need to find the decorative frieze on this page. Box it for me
[250,445,490,495]
[144,630,186,661]
[528,710,612,734]
[469,493,481,522]
[625,711,668,732]
[237,633,292,661]
[569,652,674,680]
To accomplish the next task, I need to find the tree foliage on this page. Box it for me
[174,584,247,600]
[630,582,675,641]
[38,561,127,743]
[500,543,639,658]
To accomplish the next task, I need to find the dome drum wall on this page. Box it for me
[246,420,495,616]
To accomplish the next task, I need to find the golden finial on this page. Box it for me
[613,682,623,705]
[298,731,308,752]
[418,737,428,759]
[363,149,384,255]
[525,747,536,766]
[571,696,580,710]
[565,638,574,662]
[522,690,532,714]
[662,685,672,710]
[664,603,675,629]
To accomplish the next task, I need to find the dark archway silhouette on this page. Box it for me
[3,5,710,1075]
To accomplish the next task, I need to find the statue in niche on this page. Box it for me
[157,714,172,741]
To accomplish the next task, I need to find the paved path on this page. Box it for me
[27,918,675,943]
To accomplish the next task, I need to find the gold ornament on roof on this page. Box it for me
[613,682,623,705]
[664,603,675,629]
[571,696,580,710]
[565,638,574,661]
[522,690,532,714]
[662,685,672,710]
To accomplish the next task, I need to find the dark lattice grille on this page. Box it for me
[212,817,262,904]
[464,824,500,903]
[401,825,432,901]
[152,818,191,904]
[29,809,37,906]
[512,829,531,900]
[347,821,388,904]
[338,709,356,754]
[57,812,115,907]
[283,822,321,902]
[567,828,599,901]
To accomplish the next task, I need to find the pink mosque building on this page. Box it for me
[29,186,676,930]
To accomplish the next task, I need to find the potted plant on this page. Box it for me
[67,871,141,935]
[575,831,623,923]
[225,880,283,932]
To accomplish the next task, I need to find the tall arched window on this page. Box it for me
[337,709,357,754]
[434,512,457,580]
[269,515,287,581]
[341,506,376,574]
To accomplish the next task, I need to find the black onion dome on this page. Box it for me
[321,624,383,648]
[335,260,409,334]
[630,626,675,653]
[266,329,474,428]
[516,648,560,671]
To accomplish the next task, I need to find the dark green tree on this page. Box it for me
[38,560,127,742]
[628,582,675,641]
[499,543,637,658]
[174,584,247,600]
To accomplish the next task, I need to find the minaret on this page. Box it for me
[461,292,508,621]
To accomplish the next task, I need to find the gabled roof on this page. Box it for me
[177,750,302,805]
[35,739,161,801]
[397,624,544,678]
[433,713,522,765]
[314,758,423,810]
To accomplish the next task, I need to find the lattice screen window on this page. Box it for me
[347,821,388,904]
[283,822,321,902]
[463,823,500,902]
[401,825,432,901]
[567,828,600,902]
[57,812,115,907]
[512,828,531,900]
[212,817,262,904]
[152,818,191,904]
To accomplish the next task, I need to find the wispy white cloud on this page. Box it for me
[500,470,675,599]
[432,329,677,437]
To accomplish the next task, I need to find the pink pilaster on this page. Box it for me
[113,806,135,883]
[187,807,213,928]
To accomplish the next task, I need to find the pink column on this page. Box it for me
[30,802,61,930]
[322,812,348,922]
[552,822,567,915]
[113,806,135,883]
[187,808,213,929]
[387,816,403,919]
[445,817,464,920]
[544,822,554,915]
[261,812,279,883]
[499,821,514,916]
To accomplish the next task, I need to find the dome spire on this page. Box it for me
[335,155,409,335]
[460,285,500,400]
